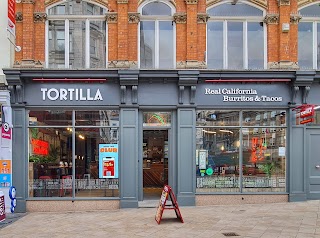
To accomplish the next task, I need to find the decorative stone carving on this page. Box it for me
[302,86,311,104]
[278,0,290,6]
[106,13,118,23]
[176,61,187,69]
[108,61,138,69]
[13,59,43,68]
[34,13,47,22]
[185,0,198,4]
[173,13,187,24]
[117,0,128,3]
[263,14,279,24]
[290,86,299,105]
[128,13,140,24]
[269,61,299,69]
[197,13,209,24]
[16,12,23,22]
[290,14,302,24]
[21,0,35,3]
[268,62,279,69]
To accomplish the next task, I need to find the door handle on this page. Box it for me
[316,165,320,169]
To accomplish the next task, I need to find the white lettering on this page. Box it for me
[40,88,104,101]
[47,88,59,101]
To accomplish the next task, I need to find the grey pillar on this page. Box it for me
[177,108,195,206]
[12,105,27,212]
[120,108,139,208]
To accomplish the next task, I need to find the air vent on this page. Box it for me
[222,232,240,237]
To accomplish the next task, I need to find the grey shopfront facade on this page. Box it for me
[3,69,320,212]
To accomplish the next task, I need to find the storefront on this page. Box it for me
[3,69,320,212]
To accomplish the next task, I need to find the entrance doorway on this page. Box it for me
[142,130,168,199]
[307,129,320,199]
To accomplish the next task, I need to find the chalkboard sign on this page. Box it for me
[155,185,184,224]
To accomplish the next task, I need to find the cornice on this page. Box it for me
[263,14,279,24]
[197,13,210,24]
[16,12,23,22]
[173,13,187,24]
[207,0,267,10]
[290,13,302,24]
[34,13,47,23]
[106,12,118,23]
[297,0,317,8]
[128,12,140,24]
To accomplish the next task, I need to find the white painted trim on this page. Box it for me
[45,20,49,68]
[85,19,90,68]
[106,21,108,69]
[65,19,70,68]
[313,21,317,69]
[264,21,267,69]
[244,21,248,69]
[155,21,159,68]
[223,20,227,69]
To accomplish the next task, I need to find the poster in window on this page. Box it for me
[199,150,207,170]
[99,144,118,179]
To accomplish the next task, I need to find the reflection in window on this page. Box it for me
[140,1,174,69]
[207,2,265,69]
[47,1,107,69]
[28,110,119,198]
[196,110,286,193]
[143,112,171,127]
[298,3,320,69]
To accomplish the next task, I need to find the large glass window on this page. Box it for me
[139,1,175,69]
[298,4,320,69]
[207,2,265,69]
[196,110,286,193]
[47,0,107,69]
[28,110,119,198]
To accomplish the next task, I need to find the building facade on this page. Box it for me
[3,0,320,212]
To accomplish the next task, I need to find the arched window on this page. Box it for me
[139,1,175,69]
[298,4,320,69]
[46,0,107,69]
[207,1,265,70]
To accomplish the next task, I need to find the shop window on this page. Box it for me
[139,1,175,69]
[207,2,265,69]
[143,112,171,127]
[28,110,119,198]
[196,110,286,193]
[196,110,240,126]
[298,4,320,69]
[46,0,107,69]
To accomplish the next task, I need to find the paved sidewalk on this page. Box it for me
[0,200,320,238]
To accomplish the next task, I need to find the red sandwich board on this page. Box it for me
[155,185,184,224]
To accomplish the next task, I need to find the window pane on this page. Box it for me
[208,3,263,17]
[48,1,106,15]
[28,127,72,197]
[29,111,72,127]
[298,22,313,69]
[140,21,155,69]
[143,112,171,127]
[196,110,240,126]
[242,128,286,192]
[242,110,286,127]
[90,21,106,68]
[75,128,119,198]
[142,2,171,16]
[159,21,173,69]
[207,22,223,69]
[69,20,86,69]
[228,22,243,69]
[75,110,119,126]
[49,21,65,69]
[248,22,264,69]
[196,128,240,193]
[299,4,320,17]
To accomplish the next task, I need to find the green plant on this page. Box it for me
[261,161,275,177]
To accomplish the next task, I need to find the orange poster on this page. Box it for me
[0,160,11,174]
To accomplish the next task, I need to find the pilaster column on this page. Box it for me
[185,0,198,68]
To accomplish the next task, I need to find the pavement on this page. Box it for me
[0,200,320,238]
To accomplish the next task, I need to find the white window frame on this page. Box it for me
[138,0,176,69]
[298,2,320,69]
[206,1,267,70]
[45,0,108,69]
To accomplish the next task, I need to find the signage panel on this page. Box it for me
[7,0,16,36]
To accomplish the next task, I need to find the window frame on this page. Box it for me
[298,3,320,70]
[138,0,176,69]
[206,1,267,70]
[45,0,108,69]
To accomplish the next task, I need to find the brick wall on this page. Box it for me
[14,0,301,69]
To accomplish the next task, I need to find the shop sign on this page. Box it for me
[7,0,15,36]
[204,88,282,102]
[1,122,11,140]
[31,139,49,155]
[40,88,103,101]
[99,144,118,179]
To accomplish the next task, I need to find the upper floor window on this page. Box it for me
[139,1,175,69]
[207,2,265,70]
[298,4,320,69]
[46,0,107,69]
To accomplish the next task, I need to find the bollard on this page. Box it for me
[0,191,5,222]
